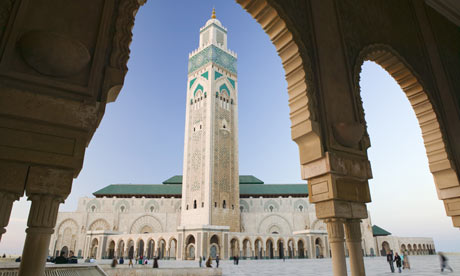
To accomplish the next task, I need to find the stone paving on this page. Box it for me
[104,255,459,276]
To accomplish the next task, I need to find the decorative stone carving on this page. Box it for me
[325,218,345,243]
[27,194,62,230]
[344,219,362,243]
[17,31,90,77]
[332,122,364,148]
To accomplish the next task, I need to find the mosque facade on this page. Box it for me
[49,11,435,261]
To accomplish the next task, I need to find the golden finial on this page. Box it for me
[211,7,216,19]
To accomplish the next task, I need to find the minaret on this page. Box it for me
[181,9,240,232]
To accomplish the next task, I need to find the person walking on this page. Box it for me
[128,258,133,268]
[402,251,410,269]
[152,256,159,268]
[111,258,118,268]
[236,255,239,265]
[216,255,220,268]
[439,252,453,273]
[394,253,402,273]
[199,256,202,267]
[386,251,395,273]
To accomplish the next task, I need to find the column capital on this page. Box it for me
[344,219,362,243]
[27,194,63,230]
[325,218,345,243]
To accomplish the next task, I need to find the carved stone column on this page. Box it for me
[344,219,365,276]
[18,194,63,276]
[325,218,348,276]
[18,166,72,276]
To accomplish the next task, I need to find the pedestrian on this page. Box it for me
[402,251,410,269]
[206,256,212,267]
[439,252,453,273]
[128,258,133,268]
[236,255,239,265]
[386,251,395,273]
[2,254,5,258]
[152,256,159,268]
[394,252,402,273]
[199,256,202,267]
[111,258,118,268]
[119,256,124,264]
[216,255,219,268]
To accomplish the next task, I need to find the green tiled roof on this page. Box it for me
[162,175,264,185]
[372,225,391,236]
[94,184,182,196]
[162,175,183,184]
[239,175,264,184]
[93,175,307,198]
[239,184,307,196]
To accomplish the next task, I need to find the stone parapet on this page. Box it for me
[101,266,222,276]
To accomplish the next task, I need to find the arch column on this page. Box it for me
[325,219,347,276]
[19,166,72,276]
[344,219,365,276]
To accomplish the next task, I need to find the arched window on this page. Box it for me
[201,202,204,208]
[240,206,244,212]
[222,200,226,209]
[186,205,189,210]
[269,205,274,212]
[120,206,125,213]
[194,200,197,209]
[214,202,217,208]
[150,206,154,212]
[299,205,303,212]
[91,205,96,213]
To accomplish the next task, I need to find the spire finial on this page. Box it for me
[211,7,216,19]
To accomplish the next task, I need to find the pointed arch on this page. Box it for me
[354,44,460,224]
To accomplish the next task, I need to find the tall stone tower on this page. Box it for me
[181,9,240,232]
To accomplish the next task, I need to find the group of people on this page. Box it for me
[54,251,78,264]
[386,250,454,273]
[386,251,409,273]
[111,256,159,268]
[198,255,219,268]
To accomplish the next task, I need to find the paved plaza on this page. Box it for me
[103,255,458,276]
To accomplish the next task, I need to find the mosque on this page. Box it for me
[49,10,435,261]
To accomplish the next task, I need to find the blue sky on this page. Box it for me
[0,0,458,255]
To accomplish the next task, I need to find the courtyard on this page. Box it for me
[95,255,459,275]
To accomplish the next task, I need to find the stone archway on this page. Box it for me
[315,238,323,258]
[185,235,196,260]
[266,239,274,259]
[108,240,115,259]
[90,238,98,258]
[297,239,305,258]
[230,238,240,259]
[117,240,125,258]
[254,238,263,259]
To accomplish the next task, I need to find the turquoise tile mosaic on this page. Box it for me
[188,45,237,75]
